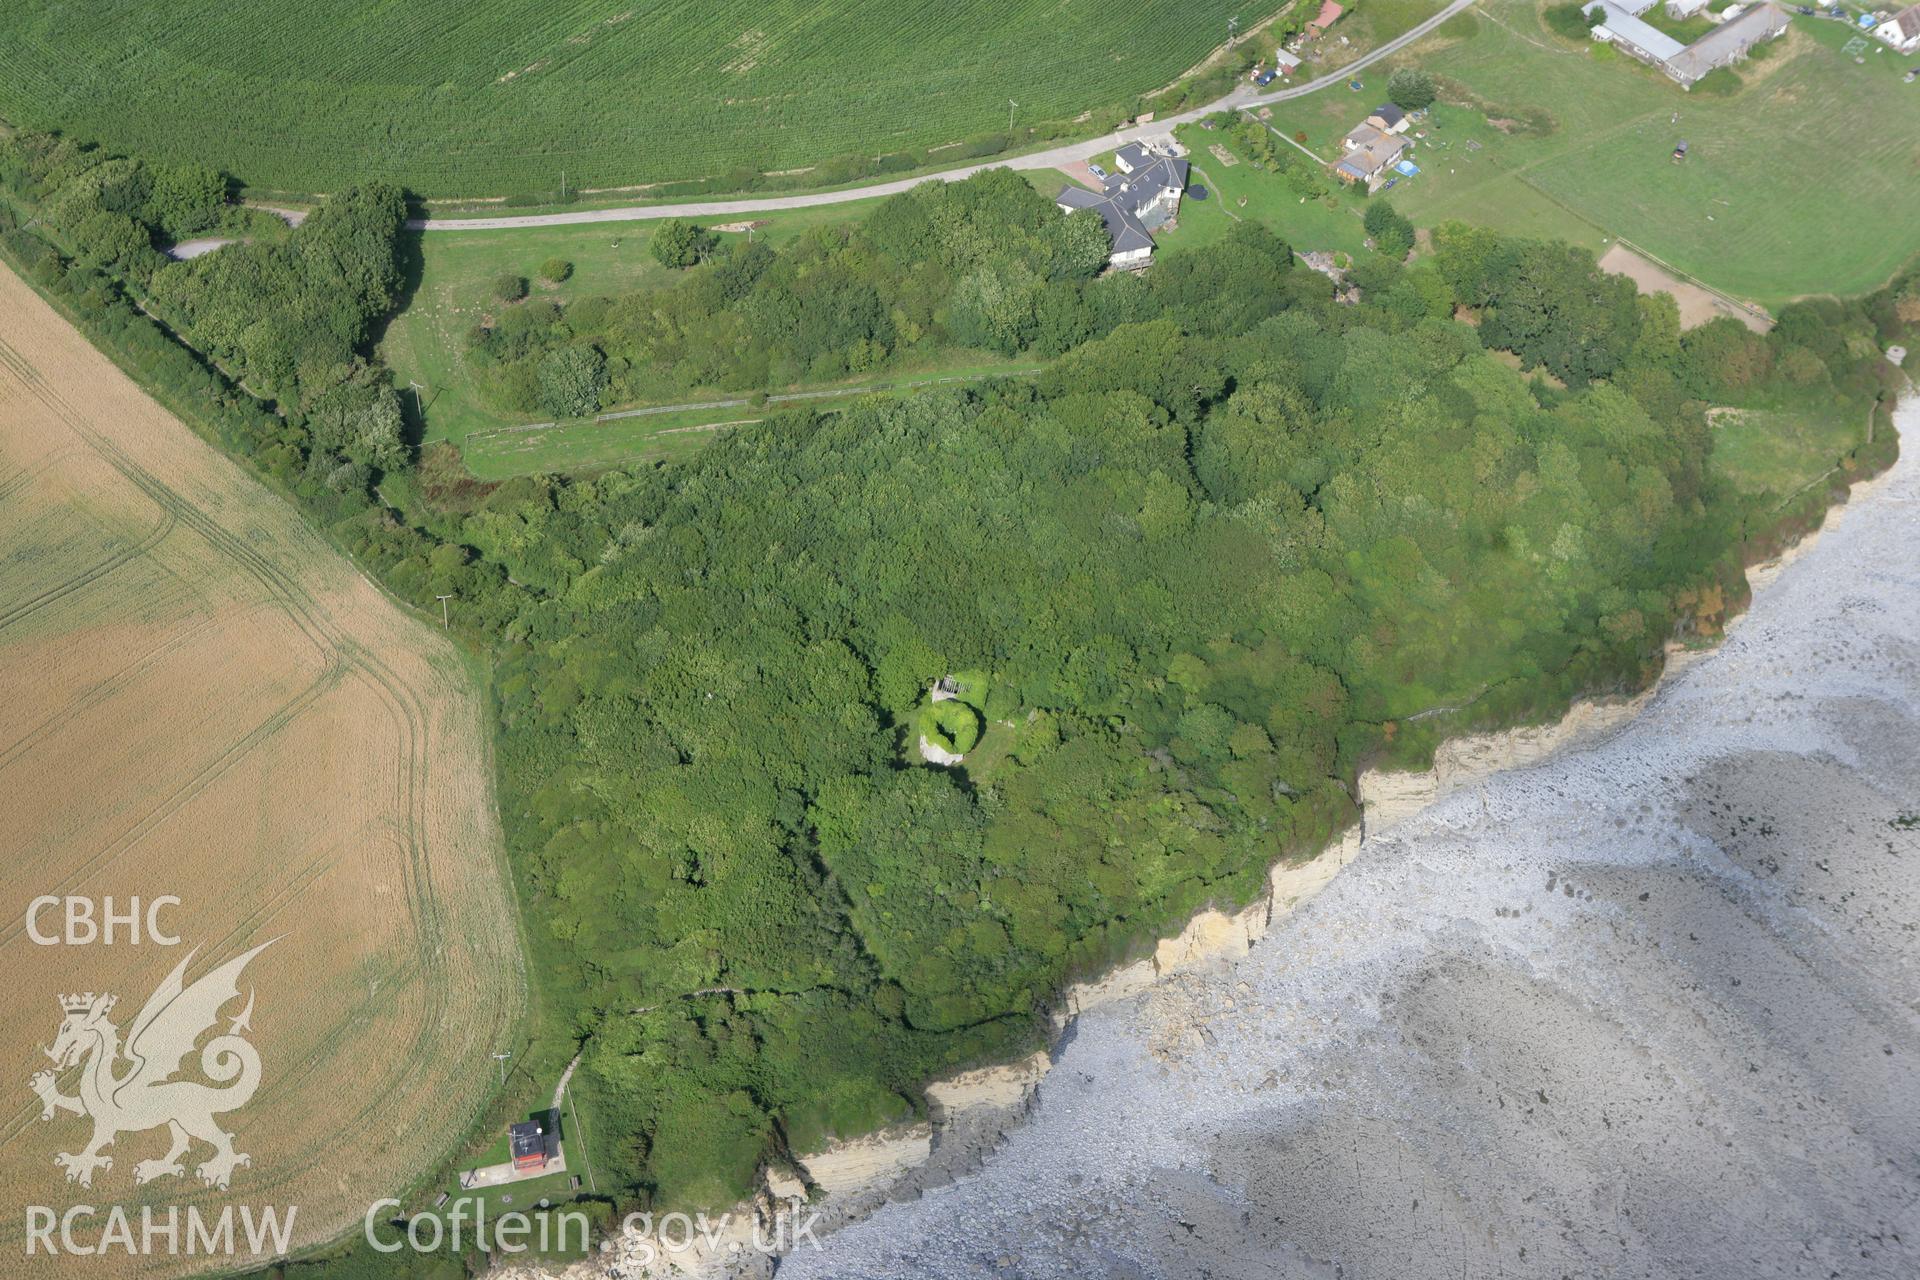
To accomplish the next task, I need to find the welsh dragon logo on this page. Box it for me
[30,941,272,1191]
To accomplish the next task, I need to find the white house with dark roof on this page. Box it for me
[1877,3,1920,52]
[1056,145,1189,269]
[1112,142,1155,174]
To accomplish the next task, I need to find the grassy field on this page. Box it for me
[0,266,522,1277]
[0,0,1281,198]
[1260,2,1920,306]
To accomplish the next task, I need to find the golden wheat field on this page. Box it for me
[0,265,523,1274]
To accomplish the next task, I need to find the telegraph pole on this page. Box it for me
[436,594,453,629]
[492,1050,512,1087]
[1228,15,1240,45]
[408,380,425,420]
[1008,99,1017,134]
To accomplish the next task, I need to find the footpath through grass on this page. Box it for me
[458,361,1043,478]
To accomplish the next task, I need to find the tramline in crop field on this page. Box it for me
[0,266,522,1276]
[0,0,1274,198]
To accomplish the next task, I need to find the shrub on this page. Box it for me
[918,700,982,756]
[493,272,527,302]
[650,218,715,268]
[536,344,607,418]
[1387,68,1438,112]
[1544,2,1596,39]
[1363,201,1416,260]
[539,257,573,283]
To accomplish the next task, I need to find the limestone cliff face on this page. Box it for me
[1356,677,1677,835]
[797,1123,933,1198]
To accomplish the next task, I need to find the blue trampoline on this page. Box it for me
[1395,160,1420,176]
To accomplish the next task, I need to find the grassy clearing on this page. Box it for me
[0,0,1282,197]
[1710,395,1871,501]
[385,196,1052,477]
[382,201,888,447]
[1261,2,1920,306]
[1312,0,1454,70]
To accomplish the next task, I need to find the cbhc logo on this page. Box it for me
[26,896,182,945]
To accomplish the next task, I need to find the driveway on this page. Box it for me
[410,0,1478,232]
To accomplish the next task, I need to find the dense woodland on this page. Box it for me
[2,129,1913,1224]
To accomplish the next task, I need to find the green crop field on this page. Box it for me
[0,0,1277,198]
[1259,2,1920,307]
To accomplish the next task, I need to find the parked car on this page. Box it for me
[1255,69,1277,86]
[1089,163,1106,178]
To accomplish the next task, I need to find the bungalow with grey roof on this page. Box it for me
[1333,127,1411,189]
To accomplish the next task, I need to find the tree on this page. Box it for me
[947,261,1040,355]
[536,345,607,418]
[1543,2,1599,38]
[1045,208,1113,280]
[143,162,226,239]
[306,366,407,471]
[651,218,716,268]
[69,209,152,275]
[539,257,573,283]
[493,273,528,302]
[1387,68,1438,112]
[1363,201,1416,260]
